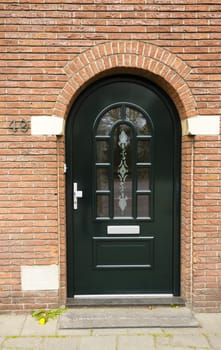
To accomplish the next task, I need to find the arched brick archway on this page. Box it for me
[53,41,198,120]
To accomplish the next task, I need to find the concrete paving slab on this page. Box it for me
[196,313,221,334]
[162,327,204,335]
[171,334,210,348]
[91,327,164,336]
[79,336,116,350]
[118,335,155,350]
[207,335,221,350]
[2,336,43,349]
[56,328,92,336]
[21,315,58,336]
[154,347,196,350]
[155,333,172,347]
[127,327,164,335]
[0,315,26,336]
[41,337,79,350]
[92,328,128,335]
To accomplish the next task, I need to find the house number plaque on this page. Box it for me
[9,119,29,133]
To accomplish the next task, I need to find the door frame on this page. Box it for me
[65,74,181,297]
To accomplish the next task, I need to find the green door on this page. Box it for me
[66,75,181,296]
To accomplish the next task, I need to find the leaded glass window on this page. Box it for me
[94,104,153,220]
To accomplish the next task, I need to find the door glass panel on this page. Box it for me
[126,107,150,135]
[137,140,151,163]
[113,125,132,217]
[96,195,109,218]
[97,107,121,135]
[137,167,150,191]
[96,141,109,163]
[96,168,109,191]
[137,195,150,218]
[95,103,153,220]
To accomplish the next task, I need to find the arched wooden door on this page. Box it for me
[66,75,181,296]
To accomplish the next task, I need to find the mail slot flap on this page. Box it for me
[107,225,140,235]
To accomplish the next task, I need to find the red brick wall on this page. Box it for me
[181,135,221,312]
[0,1,220,311]
[192,136,221,312]
[181,136,193,308]
[0,128,60,310]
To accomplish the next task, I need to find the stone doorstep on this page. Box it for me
[59,306,199,329]
[67,296,185,307]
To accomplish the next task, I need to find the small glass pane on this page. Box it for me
[126,107,150,135]
[113,124,132,217]
[97,108,121,136]
[96,168,109,191]
[137,195,150,218]
[96,195,109,218]
[96,141,109,163]
[137,140,151,163]
[137,167,150,191]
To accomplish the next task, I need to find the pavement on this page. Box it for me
[0,311,221,349]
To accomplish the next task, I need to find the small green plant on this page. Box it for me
[170,304,180,308]
[32,306,67,325]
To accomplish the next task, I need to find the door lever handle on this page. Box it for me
[73,182,83,210]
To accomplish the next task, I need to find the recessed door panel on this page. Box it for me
[93,237,154,269]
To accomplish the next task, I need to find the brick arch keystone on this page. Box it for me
[53,41,197,120]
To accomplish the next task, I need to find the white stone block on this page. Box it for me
[183,115,220,136]
[31,116,64,135]
[21,265,59,291]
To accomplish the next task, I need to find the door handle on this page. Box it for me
[73,182,83,210]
